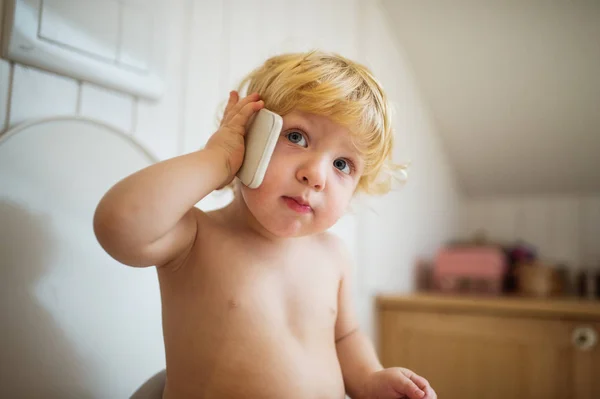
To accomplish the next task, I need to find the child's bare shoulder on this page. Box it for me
[189,207,236,243]
[313,231,354,271]
[315,231,344,249]
[171,207,236,264]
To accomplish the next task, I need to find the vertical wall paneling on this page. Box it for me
[130,98,139,135]
[518,198,552,256]
[76,82,83,115]
[257,0,289,60]
[463,199,488,240]
[9,65,78,128]
[485,199,519,243]
[0,60,11,132]
[80,83,134,133]
[134,0,188,160]
[182,0,225,153]
[545,197,580,266]
[286,0,336,53]
[228,0,261,91]
[280,1,313,52]
[463,195,600,269]
[580,197,600,268]
[218,0,231,101]
[175,0,195,156]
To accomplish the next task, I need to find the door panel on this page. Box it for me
[378,310,599,399]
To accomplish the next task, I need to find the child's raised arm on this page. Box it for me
[93,92,263,268]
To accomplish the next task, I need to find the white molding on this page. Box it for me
[1,0,165,100]
[0,114,158,163]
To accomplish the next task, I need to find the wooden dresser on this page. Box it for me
[376,294,600,399]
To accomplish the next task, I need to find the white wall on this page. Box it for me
[1,0,188,161]
[0,0,462,391]
[0,1,190,396]
[462,195,600,270]
[353,3,463,337]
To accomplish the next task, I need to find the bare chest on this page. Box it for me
[157,226,345,398]
[159,233,341,338]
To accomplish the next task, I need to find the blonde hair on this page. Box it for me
[231,50,406,195]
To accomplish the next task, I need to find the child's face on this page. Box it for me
[240,110,364,238]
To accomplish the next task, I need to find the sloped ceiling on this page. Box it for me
[380,1,600,197]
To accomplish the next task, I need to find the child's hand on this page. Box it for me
[363,367,437,399]
[205,91,264,187]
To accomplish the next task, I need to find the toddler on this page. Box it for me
[94,50,436,399]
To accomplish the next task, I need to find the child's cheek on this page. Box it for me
[323,188,351,222]
[264,145,296,182]
[263,151,287,183]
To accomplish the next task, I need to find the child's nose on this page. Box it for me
[297,157,328,191]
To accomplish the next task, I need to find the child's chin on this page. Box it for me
[264,217,340,239]
[261,218,311,238]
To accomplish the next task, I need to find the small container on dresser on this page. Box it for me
[432,246,507,295]
[577,269,600,299]
[515,262,563,297]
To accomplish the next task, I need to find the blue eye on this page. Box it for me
[334,158,351,174]
[286,131,307,147]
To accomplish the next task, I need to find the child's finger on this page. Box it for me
[422,385,437,399]
[409,373,429,391]
[220,92,238,127]
[229,100,264,133]
[225,90,240,115]
[409,374,436,398]
[225,92,259,123]
[391,375,425,399]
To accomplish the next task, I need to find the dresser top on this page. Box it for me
[376,293,600,320]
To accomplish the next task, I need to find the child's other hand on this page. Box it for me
[205,91,264,187]
[363,367,437,399]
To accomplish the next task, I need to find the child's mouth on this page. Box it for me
[282,196,312,214]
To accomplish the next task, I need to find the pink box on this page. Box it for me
[433,247,507,295]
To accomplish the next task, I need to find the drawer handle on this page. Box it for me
[571,326,598,351]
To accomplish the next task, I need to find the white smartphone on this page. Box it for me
[236,108,283,188]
